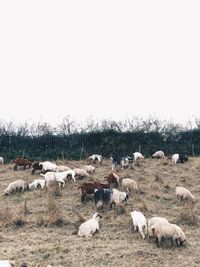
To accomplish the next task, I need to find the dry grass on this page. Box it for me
[0,158,200,266]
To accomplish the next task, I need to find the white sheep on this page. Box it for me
[73,168,90,179]
[149,221,186,247]
[0,261,15,267]
[110,188,129,207]
[130,210,147,239]
[175,186,195,203]
[78,213,102,238]
[0,156,4,164]
[4,179,26,195]
[152,151,165,159]
[133,152,144,161]
[171,154,179,164]
[147,216,169,241]
[121,178,139,197]
[55,165,71,172]
[39,161,57,172]
[87,154,102,165]
[28,179,46,190]
[82,165,96,173]
[41,169,76,188]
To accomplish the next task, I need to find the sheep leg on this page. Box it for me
[14,165,17,171]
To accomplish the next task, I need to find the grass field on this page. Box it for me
[0,157,200,267]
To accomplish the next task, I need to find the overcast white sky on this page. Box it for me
[0,1,200,126]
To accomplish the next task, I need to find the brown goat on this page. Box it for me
[104,171,120,188]
[78,181,110,202]
[11,158,32,171]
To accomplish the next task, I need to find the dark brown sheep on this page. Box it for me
[11,158,32,171]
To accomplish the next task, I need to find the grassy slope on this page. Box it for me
[0,158,200,267]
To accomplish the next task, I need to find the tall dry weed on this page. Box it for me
[38,183,64,226]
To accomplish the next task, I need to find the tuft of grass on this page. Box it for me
[0,206,12,228]
[179,201,200,225]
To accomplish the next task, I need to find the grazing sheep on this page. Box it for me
[39,161,57,172]
[152,151,165,159]
[133,152,144,161]
[82,165,96,173]
[0,261,15,267]
[4,179,27,195]
[41,170,76,188]
[73,168,90,179]
[175,186,195,203]
[0,156,4,164]
[172,154,188,164]
[110,156,123,170]
[55,165,71,172]
[94,188,129,210]
[121,178,139,197]
[78,181,109,202]
[130,210,147,239]
[94,188,112,209]
[149,221,186,247]
[87,154,102,165]
[111,188,129,207]
[11,158,32,171]
[104,171,120,188]
[147,216,169,242]
[28,179,46,190]
[78,213,102,237]
[31,162,43,174]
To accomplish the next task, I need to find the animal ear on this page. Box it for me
[97,213,103,219]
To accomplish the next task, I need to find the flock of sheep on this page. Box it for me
[0,150,196,267]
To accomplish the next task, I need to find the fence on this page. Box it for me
[0,130,200,162]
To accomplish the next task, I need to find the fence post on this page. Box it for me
[9,136,12,151]
[80,144,84,160]
[139,145,141,153]
[192,144,195,157]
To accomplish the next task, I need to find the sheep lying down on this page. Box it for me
[78,213,102,238]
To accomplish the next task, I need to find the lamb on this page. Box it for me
[82,165,96,173]
[152,151,165,159]
[121,178,139,197]
[175,186,195,203]
[0,261,15,267]
[78,213,102,238]
[104,171,120,188]
[73,168,90,179]
[0,156,4,164]
[130,210,147,239]
[39,161,57,172]
[78,181,109,202]
[4,179,27,195]
[149,221,186,247]
[28,179,46,190]
[87,154,102,165]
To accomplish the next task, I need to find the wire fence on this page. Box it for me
[0,130,200,162]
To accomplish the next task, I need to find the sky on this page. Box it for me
[0,1,200,126]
